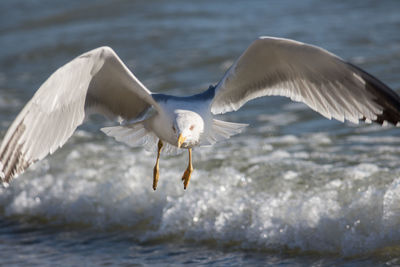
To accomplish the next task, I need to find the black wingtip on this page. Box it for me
[348,63,400,126]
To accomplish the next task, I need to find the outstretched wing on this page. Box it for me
[0,46,159,184]
[211,37,400,125]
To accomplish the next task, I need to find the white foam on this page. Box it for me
[346,163,380,180]
[283,171,298,180]
[1,131,400,256]
[263,135,299,144]
[257,113,298,126]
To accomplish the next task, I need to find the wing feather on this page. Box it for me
[0,46,158,184]
[211,37,400,125]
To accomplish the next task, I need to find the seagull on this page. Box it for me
[1,36,400,190]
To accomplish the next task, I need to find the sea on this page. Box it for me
[1,0,400,266]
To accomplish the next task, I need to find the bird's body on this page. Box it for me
[1,36,400,189]
[101,89,245,189]
[149,93,213,148]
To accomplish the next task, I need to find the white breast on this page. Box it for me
[147,97,213,147]
[145,112,177,146]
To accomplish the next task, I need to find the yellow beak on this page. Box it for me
[177,134,186,148]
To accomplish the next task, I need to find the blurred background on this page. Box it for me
[1,0,400,266]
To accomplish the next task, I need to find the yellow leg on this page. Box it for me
[181,148,193,190]
[153,140,163,190]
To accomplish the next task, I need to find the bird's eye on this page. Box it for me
[189,125,195,131]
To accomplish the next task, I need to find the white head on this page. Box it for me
[172,109,204,148]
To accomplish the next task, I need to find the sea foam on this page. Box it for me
[0,131,400,256]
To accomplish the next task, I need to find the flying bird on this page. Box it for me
[1,37,400,190]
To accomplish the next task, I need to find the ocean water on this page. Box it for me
[1,0,400,266]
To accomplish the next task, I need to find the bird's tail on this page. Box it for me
[101,123,151,147]
[201,119,248,146]
[101,123,181,155]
